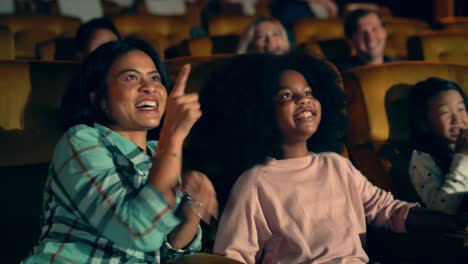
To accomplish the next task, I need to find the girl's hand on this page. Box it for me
[161,64,201,141]
[455,129,468,156]
[181,170,218,224]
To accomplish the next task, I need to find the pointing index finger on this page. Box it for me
[171,64,191,96]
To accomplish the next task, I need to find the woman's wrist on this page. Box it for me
[181,195,203,224]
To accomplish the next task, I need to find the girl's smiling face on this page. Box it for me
[275,70,321,145]
[427,89,468,147]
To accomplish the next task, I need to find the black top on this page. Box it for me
[337,56,399,72]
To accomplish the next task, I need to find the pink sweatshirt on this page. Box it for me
[213,153,418,264]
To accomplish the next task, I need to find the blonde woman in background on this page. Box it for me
[237,17,290,55]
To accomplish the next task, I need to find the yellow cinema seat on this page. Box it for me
[408,31,468,65]
[0,25,14,59]
[438,16,468,32]
[0,60,79,166]
[384,17,431,58]
[293,18,344,45]
[113,14,191,44]
[0,15,80,59]
[113,15,191,57]
[208,15,255,36]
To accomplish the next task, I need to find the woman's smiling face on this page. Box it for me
[104,50,167,132]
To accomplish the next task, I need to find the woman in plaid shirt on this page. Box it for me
[23,38,218,263]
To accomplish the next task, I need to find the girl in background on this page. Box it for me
[409,77,468,214]
[60,17,122,130]
[74,17,121,61]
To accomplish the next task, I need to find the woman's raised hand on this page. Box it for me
[162,64,202,141]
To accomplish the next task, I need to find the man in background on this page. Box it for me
[339,8,397,72]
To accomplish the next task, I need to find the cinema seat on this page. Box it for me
[208,15,255,36]
[113,14,192,54]
[438,16,468,32]
[293,18,344,45]
[0,15,80,59]
[384,17,431,58]
[0,25,14,59]
[408,31,468,65]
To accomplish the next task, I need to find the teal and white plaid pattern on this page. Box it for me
[23,123,201,263]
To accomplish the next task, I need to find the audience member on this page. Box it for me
[59,18,122,130]
[22,38,218,263]
[338,8,397,72]
[74,17,122,61]
[237,16,290,55]
[409,77,468,215]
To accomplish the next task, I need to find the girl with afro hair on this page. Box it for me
[185,52,468,263]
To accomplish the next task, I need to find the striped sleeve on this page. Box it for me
[51,126,180,252]
[161,226,202,260]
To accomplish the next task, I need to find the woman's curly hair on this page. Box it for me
[185,51,347,206]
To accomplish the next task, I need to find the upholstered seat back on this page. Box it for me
[113,15,191,46]
[208,15,255,36]
[438,16,468,32]
[293,18,344,45]
[0,25,14,59]
[0,60,79,166]
[408,31,468,65]
[165,54,233,94]
[0,15,80,59]
[178,36,239,57]
[384,17,430,58]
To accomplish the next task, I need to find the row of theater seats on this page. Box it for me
[1,14,468,63]
[1,55,467,262]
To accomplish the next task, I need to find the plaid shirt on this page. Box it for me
[23,123,201,263]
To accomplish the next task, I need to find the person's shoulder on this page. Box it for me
[232,164,266,192]
[312,152,357,174]
[52,124,105,164]
[410,149,433,161]
[148,140,158,148]
[314,152,349,163]
[58,124,104,149]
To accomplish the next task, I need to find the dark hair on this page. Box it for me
[409,77,468,173]
[344,9,384,39]
[75,17,122,53]
[185,51,347,206]
[67,37,169,128]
